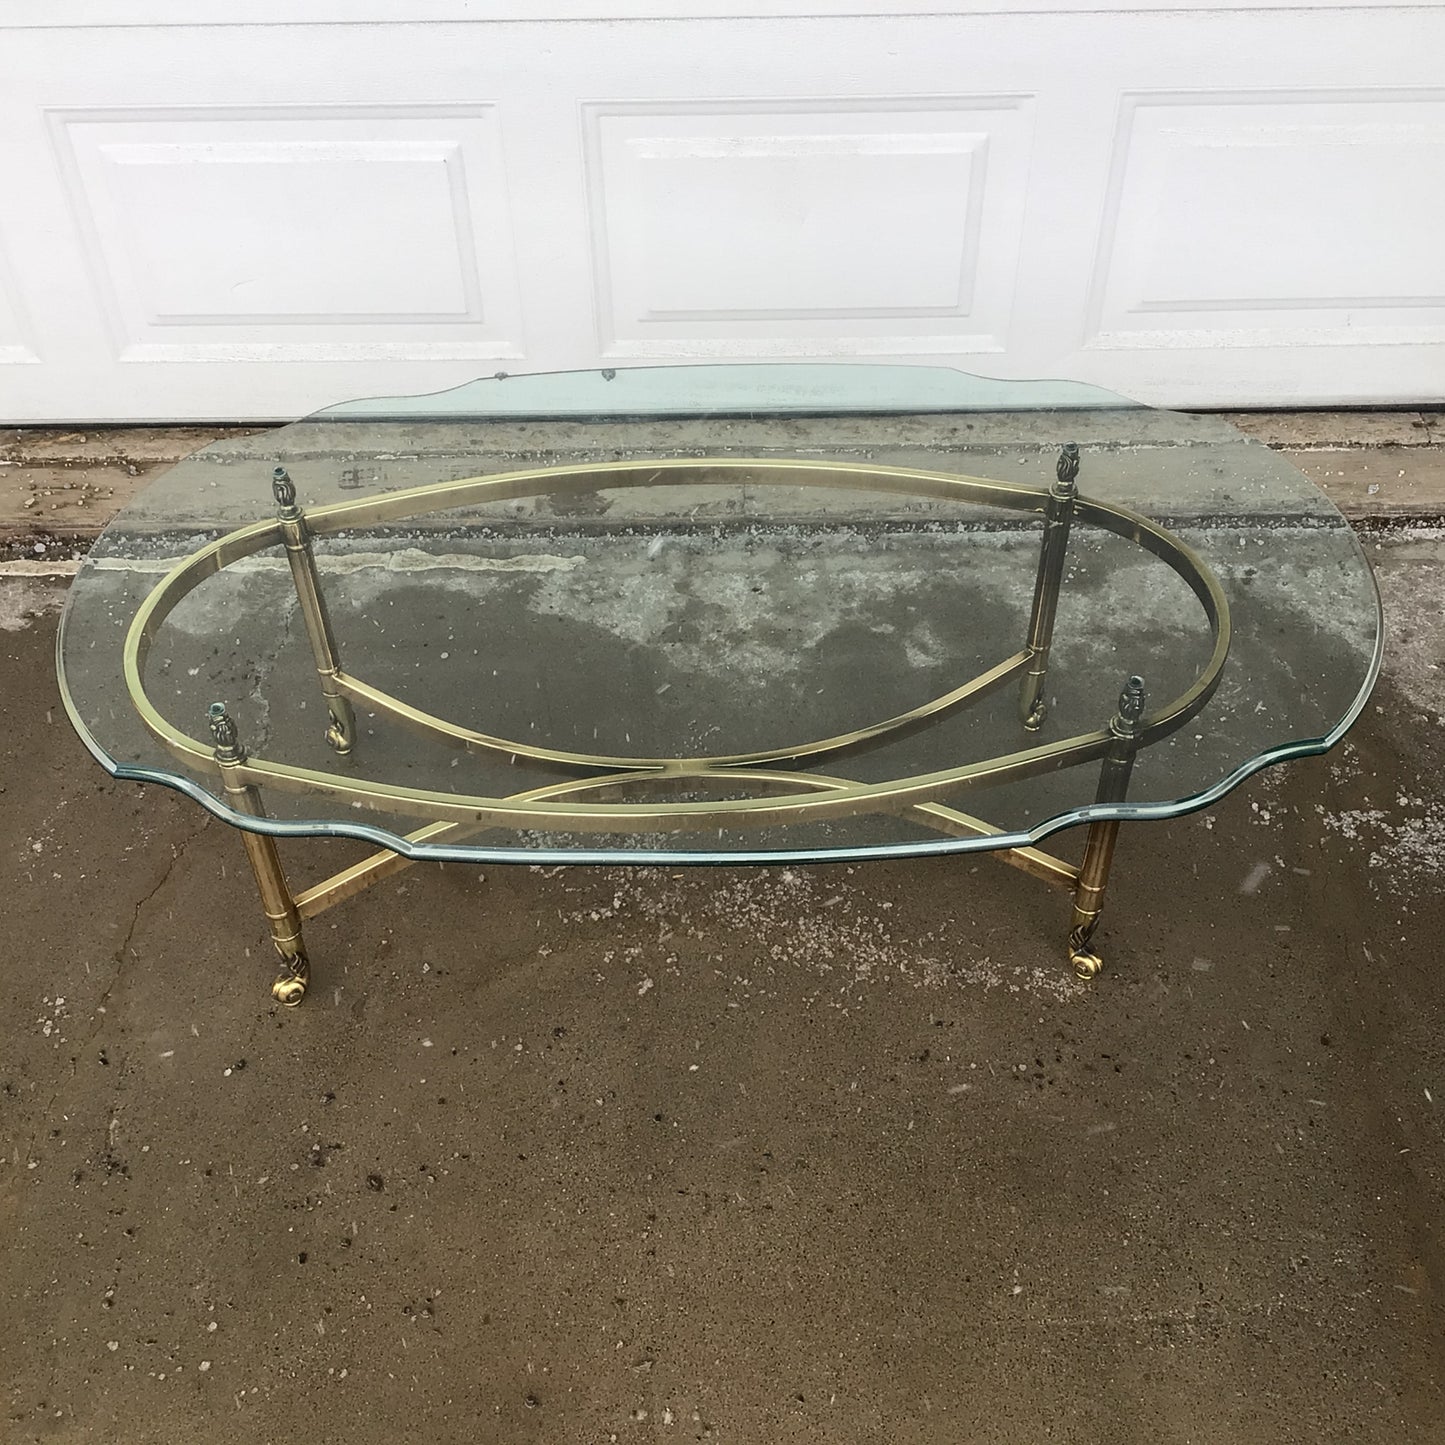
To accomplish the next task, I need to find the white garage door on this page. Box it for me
[2,1,1444,421]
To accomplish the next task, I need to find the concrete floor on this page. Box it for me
[2,537,1443,1444]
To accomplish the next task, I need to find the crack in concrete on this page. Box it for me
[102,814,211,1003]
[243,593,303,755]
[20,814,210,1170]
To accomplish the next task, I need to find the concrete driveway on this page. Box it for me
[2,535,1443,1444]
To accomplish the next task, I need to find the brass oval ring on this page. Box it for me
[122,456,1230,833]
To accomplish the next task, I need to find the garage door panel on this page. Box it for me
[0,226,38,366]
[49,107,524,363]
[585,99,1032,357]
[0,299,37,368]
[1087,92,1445,350]
[3,10,1445,417]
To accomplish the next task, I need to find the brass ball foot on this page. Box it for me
[271,962,310,1007]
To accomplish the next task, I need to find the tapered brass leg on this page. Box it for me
[1067,674,1145,979]
[1067,820,1122,979]
[273,468,355,756]
[209,703,310,1006]
[236,830,310,1005]
[1019,443,1080,731]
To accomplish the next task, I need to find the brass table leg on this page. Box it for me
[1067,674,1145,980]
[1019,443,1080,731]
[209,703,310,1006]
[272,468,355,756]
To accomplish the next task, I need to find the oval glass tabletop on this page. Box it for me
[58,364,1382,867]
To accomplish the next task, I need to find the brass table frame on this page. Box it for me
[121,447,1230,1005]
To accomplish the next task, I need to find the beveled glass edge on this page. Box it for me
[56,565,1383,868]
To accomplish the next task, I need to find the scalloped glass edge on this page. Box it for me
[307,363,1142,422]
[55,566,1383,869]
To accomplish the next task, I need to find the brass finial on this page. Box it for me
[271,466,298,513]
[208,702,244,762]
[1114,675,1146,735]
[1055,442,1080,491]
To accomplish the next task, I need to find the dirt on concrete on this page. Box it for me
[1,544,1444,1444]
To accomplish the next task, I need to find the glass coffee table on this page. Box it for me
[57,365,1382,1005]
